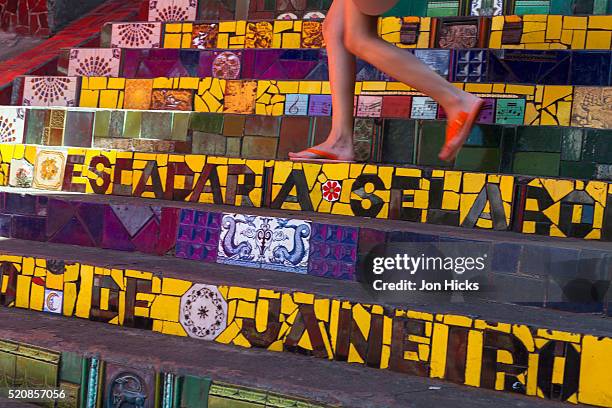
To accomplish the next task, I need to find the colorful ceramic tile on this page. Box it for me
[212,51,242,79]
[301,21,324,48]
[67,48,121,77]
[437,20,479,48]
[175,209,221,262]
[104,363,157,408]
[245,22,273,48]
[471,0,503,15]
[411,96,438,119]
[179,284,228,340]
[453,49,487,82]
[308,223,358,280]
[32,149,67,190]
[265,218,311,273]
[571,87,612,129]
[308,94,332,116]
[217,213,261,268]
[110,22,162,48]
[414,49,450,78]
[224,81,257,114]
[321,180,342,202]
[151,89,194,110]
[192,23,218,49]
[357,95,383,118]
[124,79,153,110]
[22,77,78,107]
[8,158,33,188]
[496,98,526,124]
[43,289,63,314]
[0,106,25,143]
[284,94,309,115]
[149,0,197,21]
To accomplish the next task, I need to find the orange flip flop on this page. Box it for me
[289,148,356,164]
[439,99,484,162]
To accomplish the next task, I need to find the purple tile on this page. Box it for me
[49,217,96,247]
[102,206,136,252]
[0,214,11,237]
[174,209,221,262]
[308,95,332,116]
[12,216,46,241]
[308,223,358,280]
[132,218,161,254]
[5,193,37,215]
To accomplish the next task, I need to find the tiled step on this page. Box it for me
[0,240,610,407]
[11,76,612,132]
[0,189,610,314]
[3,144,611,241]
[100,15,612,52]
[0,308,587,408]
[2,103,612,180]
[147,0,612,21]
[144,0,612,21]
[0,0,143,102]
[57,47,612,87]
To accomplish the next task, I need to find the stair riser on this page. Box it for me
[58,48,612,87]
[145,0,612,20]
[3,145,612,241]
[4,105,611,180]
[100,16,612,51]
[0,252,610,407]
[12,77,612,134]
[1,191,610,313]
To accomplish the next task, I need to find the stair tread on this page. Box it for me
[1,237,609,336]
[0,307,578,408]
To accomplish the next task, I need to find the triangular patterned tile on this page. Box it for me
[110,205,155,237]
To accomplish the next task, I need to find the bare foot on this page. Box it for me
[439,92,484,162]
[289,133,355,162]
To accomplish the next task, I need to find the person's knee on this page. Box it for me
[322,19,343,44]
[344,30,370,56]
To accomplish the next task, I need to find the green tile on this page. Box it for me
[93,110,110,138]
[383,0,428,16]
[454,147,500,172]
[15,355,57,389]
[465,124,503,148]
[192,132,226,155]
[142,112,172,139]
[171,112,191,141]
[513,152,560,177]
[190,113,223,133]
[560,161,596,180]
[226,137,242,157]
[560,128,583,161]
[59,352,83,384]
[24,108,46,145]
[241,136,277,159]
[0,350,17,387]
[417,121,452,168]
[515,127,562,152]
[108,110,126,138]
[582,129,612,164]
[181,375,211,408]
[381,119,416,164]
[123,111,142,139]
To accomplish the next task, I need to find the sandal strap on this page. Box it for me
[304,148,339,160]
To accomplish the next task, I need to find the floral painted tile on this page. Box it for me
[22,77,78,107]
[8,158,33,188]
[67,48,121,77]
[110,22,162,48]
[149,0,197,22]
[179,284,227,340]
[0,107,25,143]
[32,149,67,191]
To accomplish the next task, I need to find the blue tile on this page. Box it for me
[492,242,522,274]
[570,51,612,86]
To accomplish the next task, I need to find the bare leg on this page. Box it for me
[289,0,356,161]
[342,1,482,161]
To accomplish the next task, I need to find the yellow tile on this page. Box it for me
[588,16,612,30]
[571,29,586,49]
[563,16,587,30]
[88,76,108,90]
[578,336,612,406]
[165,23,183,33]
[546,15,562,40]
[107,77,125,89]
[99,90,121,109]
[79,90,99,108]
[521,31,545,43]
[219,21,236,32]
[586,31,612,49]
[298,81,322,94]
[179,77,200,89]
[150,295,180,321]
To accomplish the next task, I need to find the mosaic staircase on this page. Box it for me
[0,0,611,407]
